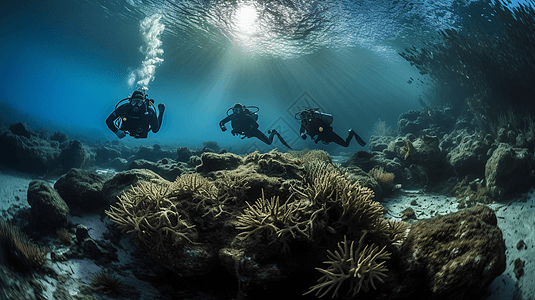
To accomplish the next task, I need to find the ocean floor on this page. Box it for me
[1,165,533,300]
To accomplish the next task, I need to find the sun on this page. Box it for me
[234,3,259,36]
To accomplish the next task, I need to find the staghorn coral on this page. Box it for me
[297,161,383,234]
[376,218,410,245]
[304,232,391,298]
[106,178,199,252]
[234,160,385,256]
[235,190,314,253]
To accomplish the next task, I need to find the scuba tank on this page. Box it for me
[314,111,333,125]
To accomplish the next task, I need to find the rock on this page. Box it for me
[27,180,69,230]
[445,130,492,177]
[58,140,95,171]
[50,131,69,143]
[398,108,456,137]
[405,165,428,187]
[134,144,175,162]
[129,158,186,181]
[101,169,166,205]
[399,206,506,300]
[54,168,109,211]
[95,146,121,165]
[101,157,129,171]
[149,243,219,277]
[9,122,33,139]
[219,248,288,285]
[196,152,244,173]
[176,147,194,162]
[410,135,443,166]
[485,143,535,198]
[0,125,61,173]
[368,136,395,152]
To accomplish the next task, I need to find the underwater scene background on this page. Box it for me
[4,0,522,152]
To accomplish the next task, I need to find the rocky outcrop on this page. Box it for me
[485,143,535,198]
[58,140,96,171]
[54,168,110,211]
[26,180,69,231]
[101,169,166,206]
[196,152,244,173]
[397,205,506,300]
[443,130,494,177]
[133,144,176,162]
[398,107,456,137]
[129,158,186,181]
[0,123,61,173]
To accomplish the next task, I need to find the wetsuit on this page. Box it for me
[220,109,292,149]
[299,110,366,147]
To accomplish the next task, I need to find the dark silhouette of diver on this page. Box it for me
[296,108,366,147]
[106,88,165,139]
[219,103,292,149]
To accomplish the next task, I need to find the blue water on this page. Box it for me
[0,0,528,153]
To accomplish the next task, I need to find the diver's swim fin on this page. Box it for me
[270,130,292,149]
[350,129,367,147]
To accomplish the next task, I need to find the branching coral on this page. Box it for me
[297,162,383,234]
[304,232,391,298]
[376,219,410,245]
[106,179,199,252]
[236,190,313,253]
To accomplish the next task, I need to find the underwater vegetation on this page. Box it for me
[90,269,123,297]
[400,0,535,133]
[0,220,48,272]
[106,150,408,297]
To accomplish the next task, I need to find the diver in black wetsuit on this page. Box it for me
[219,103,292,149]
[296,108,366,147]
[106,88,165,139]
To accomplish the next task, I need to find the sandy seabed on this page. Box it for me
[1,166,533,300]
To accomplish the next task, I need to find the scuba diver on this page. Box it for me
[296,108,366,147]
[219,103,292,149]
[106,88,165,139]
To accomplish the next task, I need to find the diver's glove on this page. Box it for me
[158,103,165,112]
[116,130,126,139]
[301,133,307,140]
[221,125,227,132]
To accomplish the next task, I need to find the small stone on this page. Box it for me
[513,258,525,280]
[516,240,527,250]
